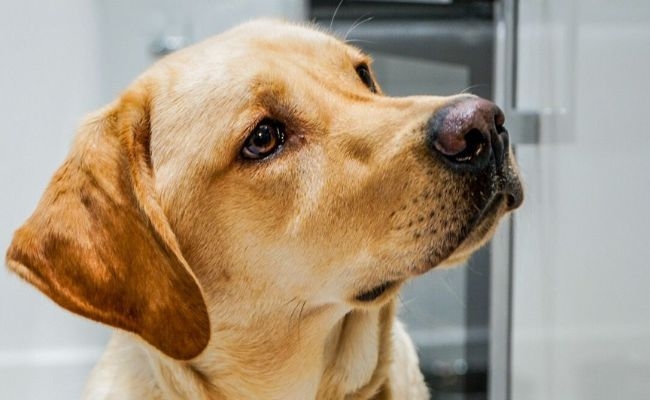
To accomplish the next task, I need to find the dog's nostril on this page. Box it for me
[503,188,523,211]
[427,97,505,171]
[496,121,506,134]
[494,108,506,129]
[449,129,488,163]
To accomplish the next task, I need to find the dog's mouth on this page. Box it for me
[439,192,512,266]
[351,192,511,304]
[354,280,400,303]
[473,192,508,229]
[454,168,523,247]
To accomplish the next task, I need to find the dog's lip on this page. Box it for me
[493,157,524,211]
[353,280,400,303]
[474,192,507,227]
[464,192,508,242]
[498,173,524,211]
[441,193,508,264]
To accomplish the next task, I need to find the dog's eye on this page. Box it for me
[355,64,376,93]
[241,119,285,160]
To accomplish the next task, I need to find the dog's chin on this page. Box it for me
[426,194,510,271]
[350,195,512,307]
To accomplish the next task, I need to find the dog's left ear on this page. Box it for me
[5,87,210,360]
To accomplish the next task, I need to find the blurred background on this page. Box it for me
[1,0,649,399]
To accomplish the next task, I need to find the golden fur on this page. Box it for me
[6,20,522,399]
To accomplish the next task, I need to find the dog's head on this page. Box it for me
[6,20,522,360]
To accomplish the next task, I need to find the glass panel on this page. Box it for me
[371,53,470,97]
[371,52,490,400]
[312,2,499,397]
[512,1,650,399]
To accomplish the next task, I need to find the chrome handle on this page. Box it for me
[494,0,542,146]
[506,109,540,144]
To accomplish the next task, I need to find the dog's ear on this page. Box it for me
[5,88,210,360]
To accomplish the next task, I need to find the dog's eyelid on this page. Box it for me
[355,63,377,93]
[355,62,369,70]
[240,118,286,160]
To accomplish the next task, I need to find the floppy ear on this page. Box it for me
[5,88,210,360]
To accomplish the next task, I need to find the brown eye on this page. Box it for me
[356,64,376,93]
[241,119,285,159]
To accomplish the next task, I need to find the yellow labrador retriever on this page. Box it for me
[6,20,522,399]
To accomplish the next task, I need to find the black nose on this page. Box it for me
[427,97,508,171]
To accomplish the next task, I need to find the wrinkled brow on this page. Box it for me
[247,76,328,139]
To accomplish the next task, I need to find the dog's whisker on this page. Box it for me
[466,257,484,276]
[397,294,454,330]
[329,0,346,31]
[287,297,308,339]
[290,298,301,319]
[287,298,301,334]
[344,15,374,41]
[344,38,377,45]
[396,293,416,318]
[396,293,407,309]
[283,296,299,306]
[460,83,488,95]
[296,300,307,340]
[442,270,466,309]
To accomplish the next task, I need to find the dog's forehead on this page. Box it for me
[229,19,359,57]
[148,19,371,114]
[167,20,367,80]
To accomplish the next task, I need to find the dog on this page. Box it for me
[6,19,522,399]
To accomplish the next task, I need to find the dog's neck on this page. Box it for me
[84,301,396,400]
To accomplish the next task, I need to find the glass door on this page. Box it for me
[501,0,650,399]
[310,2,500,398]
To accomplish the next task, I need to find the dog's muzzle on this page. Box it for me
[426,97,523,210]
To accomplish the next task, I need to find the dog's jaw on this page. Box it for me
[86,300,422,400]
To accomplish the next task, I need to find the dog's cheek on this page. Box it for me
[378,152,488,269]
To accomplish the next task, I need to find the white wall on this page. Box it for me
[512,1,650,399]
[0,1,303,399]
[0,1,109,399]
[95,0,305,100]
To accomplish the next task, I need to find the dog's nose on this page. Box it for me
[427,97,508,171]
